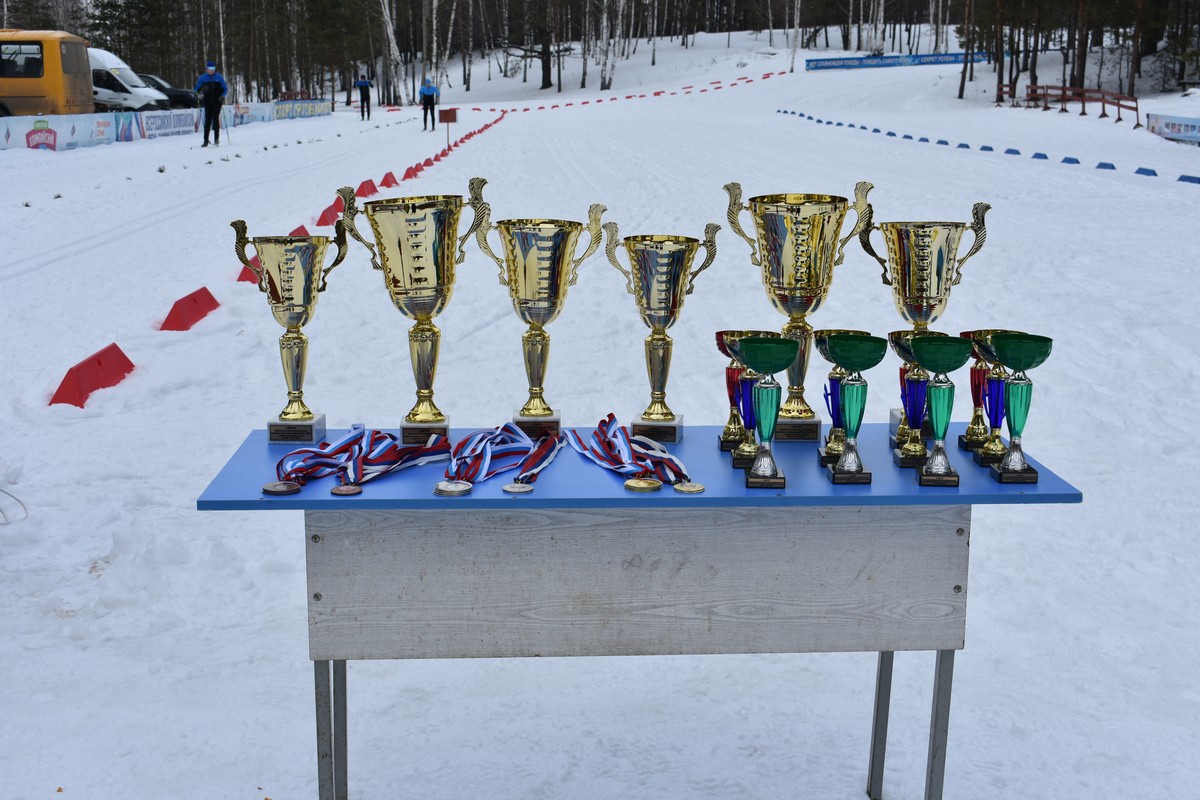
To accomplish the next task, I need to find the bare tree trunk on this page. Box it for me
[1071,0,1088,88]
[1127,0,1144,95]
[958,0,972,98]
[789,0,802,71]
[993,0,1005,103]
[379,0,405,104]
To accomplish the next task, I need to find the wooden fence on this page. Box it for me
[996,84,1141,128]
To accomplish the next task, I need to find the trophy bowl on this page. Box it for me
[339,186,482,435]
[724,181,874,436]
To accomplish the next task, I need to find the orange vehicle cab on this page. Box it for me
[0,29,94,116]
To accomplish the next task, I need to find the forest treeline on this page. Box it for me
[4,0,1198,105]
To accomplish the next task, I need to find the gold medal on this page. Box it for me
[624,477,663,492]
[331,484,362,496]
[673,481,705,494]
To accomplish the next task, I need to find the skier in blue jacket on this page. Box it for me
[419,77,440,130]
[194,60,228,147]
[354,74,373,120]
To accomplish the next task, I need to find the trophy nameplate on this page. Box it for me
[827,465,872,484]
[514,411,560,441]
[991,464,1039,483]
[920,471,961,487]
[775,418,823,442]
[632,416,683,444]
[268,413,327,444]
[401,420,450,445]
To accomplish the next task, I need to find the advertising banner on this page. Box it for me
[139,108,199,139]
[0,113,124,151]
[1146,113,1200,146]
[274,98,332,120]
[806,52,987,71]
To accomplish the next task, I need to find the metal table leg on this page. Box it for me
[334,660,348,799]
[315,660,348,800]
[924,650,955,800]
[867,651,894,800]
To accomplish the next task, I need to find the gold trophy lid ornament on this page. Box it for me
[232,218,348,444]
[603,220,720,444]
[467,177,606,439]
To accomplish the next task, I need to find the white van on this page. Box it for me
[88,47,167,111]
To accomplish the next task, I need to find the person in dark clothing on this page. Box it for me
[355,74,373,120]
[419,77,440,130]
[194,60,228,147]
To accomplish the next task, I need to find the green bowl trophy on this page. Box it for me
[232,219,348,443]
[468,179,605,439]
[814,329,870,467]
[968,329,1025,467]
[823,334,888,484]
[860,202,989,458]
[910,335,975,486]
[724,181,874,443]
[715,330,750,451]
[739,336,801,489]
[723,330,781,469]
[887,330,948,467]
[604,222,719,444]
[337,182,483,444]
[989,333,1053,483]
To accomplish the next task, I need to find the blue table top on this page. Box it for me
[197,423,1082,511]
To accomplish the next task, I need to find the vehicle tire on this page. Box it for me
[0,105,10,117]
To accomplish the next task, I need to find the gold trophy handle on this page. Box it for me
[337,186,381,271]
[456,176,489,265]
[834,180,875,266]
[466,178,507,284]
[568,203,606,287]
[602,221,634,295]
[231,219,267,294]
[952,202,991,285]
[319,219,349,292]
[858,206,891,285]
[686,223,720,295]
[722,182,759,267]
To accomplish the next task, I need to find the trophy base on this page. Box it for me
[401,420,450,445]
[513,411,561,441]
[892,448,929,469]
[817,446,842,467]
[731,449,756,470]
[718,433,741,452]
[973,448,1005,468]
[745,470,786,489]
[268,413,326,444]
[990,464,1039,484]
[632,416,682,444]
[919,470,961,487]
[827,464,872,484]
[774,418,822,442]
[958,434,987,451]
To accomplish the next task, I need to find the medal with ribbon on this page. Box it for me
[566,414,701,493]
[437,423,564,496]
[265,426,451,496]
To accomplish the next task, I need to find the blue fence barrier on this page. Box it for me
[805,52,988,71]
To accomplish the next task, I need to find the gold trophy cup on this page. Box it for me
[468,178,605,439]
[724,181,874,442]
[232,219,348,443]
[337,183,483,444]
[859,202,990,456]
[604,221,719,443]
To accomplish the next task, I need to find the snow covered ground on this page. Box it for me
[2,32,1198,799]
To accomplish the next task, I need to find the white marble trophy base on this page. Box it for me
[401,419,450,445]
[268,412,326,444]
[631,415,683,444]
[513,410,561,440]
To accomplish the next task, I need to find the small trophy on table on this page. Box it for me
[823,334,888,484]
[989,333,1053,483]
[739,336,800,489]
[814,329,870,466]
[910,335,975,486]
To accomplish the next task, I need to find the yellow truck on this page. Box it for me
[0,29,94,116]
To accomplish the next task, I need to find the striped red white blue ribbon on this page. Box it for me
[445,422,559,484]
[512,433,566,485]
[565,413,690,484]
[276,426,450,486]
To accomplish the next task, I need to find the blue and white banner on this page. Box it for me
[806,52,987,71]
[138,108,197,139]
[1146,113,1200,146]
[274,99,332,120]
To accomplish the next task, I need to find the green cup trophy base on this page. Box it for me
[401,420,450,446]
[990,464,1039,484]
[268,412,327,444]
[745,468,786,489]
[513,410,561,441]
[774,418,822,442]
[731,449,756,470]
[893,448,929,469]
[632,415,682,444]
[919,470,960,487]
[817,446,841,467]
[826,464,872,484]
[972,446,1005,468]
[958,434,987,452]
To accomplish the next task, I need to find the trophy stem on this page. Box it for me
[406,320,445,424]
[732,370,760,467]
[278,328,314,421]
[520,324,554,417]
[779,318,815,419]
[836,438,863,473]
[963,360,989,443]
[641,329,675,421]
[720,360,746,447]
[748,377,782,480]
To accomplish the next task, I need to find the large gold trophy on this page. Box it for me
[468,179,605,439]
[859,202,990,455]
[337,183,482,444]
[232,219,348,443]
[724,182,874,442]
[603,221,719,443]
